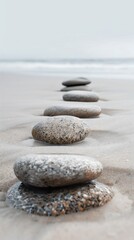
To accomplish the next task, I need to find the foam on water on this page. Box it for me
[1,59,134,78]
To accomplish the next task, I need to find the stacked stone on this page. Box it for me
[43,105,101,118]
[32,116,90,144]
[6,154,113,216]
[61,77,92,92]
[63,91,99,102]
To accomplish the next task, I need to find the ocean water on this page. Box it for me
[0,59,134,78]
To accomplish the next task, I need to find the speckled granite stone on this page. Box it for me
[43,105,101,118]
[61,86,92,92]
[14,154,103,187]
[32,116,90,144]
[62,77,91,87]
[63,91,99,102]
[6,181,113,216]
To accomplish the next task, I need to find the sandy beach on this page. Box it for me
[0,72,134,240]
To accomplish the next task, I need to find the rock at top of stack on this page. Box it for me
[63,91,99,102]
[14,154,103,187]
[32,116,89,144]
[62,77,91,87]
[43,105,101,118]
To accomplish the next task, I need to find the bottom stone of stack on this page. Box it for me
[6,181,113,216]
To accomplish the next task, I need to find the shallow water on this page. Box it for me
[1,59,134,78]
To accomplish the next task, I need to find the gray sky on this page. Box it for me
[0,0,134,59]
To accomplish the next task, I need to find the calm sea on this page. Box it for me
[1,59,134,78]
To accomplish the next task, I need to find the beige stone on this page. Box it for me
[32,116,90,144]
[43,105,101,118]
[14,154,103,187]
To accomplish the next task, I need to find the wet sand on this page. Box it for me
[0,73,134,239]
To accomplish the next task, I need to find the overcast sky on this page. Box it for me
[0,0,134,59]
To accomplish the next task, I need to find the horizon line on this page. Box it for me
[1,58,134,62]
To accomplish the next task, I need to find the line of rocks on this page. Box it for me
[6,76,114,216]
[44,78,101,118]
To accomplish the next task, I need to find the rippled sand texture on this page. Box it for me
[0,73,134,240]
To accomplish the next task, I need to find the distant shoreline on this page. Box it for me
[1,59,134,78]
[1,58,134,63]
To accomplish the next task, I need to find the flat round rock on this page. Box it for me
[62,77,91,87]
[32,116,89,144]
[43,105,101,118]
[63,91,99,102]
[61,85,92,91]
[6,181,113,216]
[14,154,103,187]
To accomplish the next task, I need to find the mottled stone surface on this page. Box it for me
[6,181,113,216]
[61,86,92,92]
[63,91,99,102]
[32,116,89,144]
[62,77,91,87]
[43,105,101,118]
[14,154,103,187]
